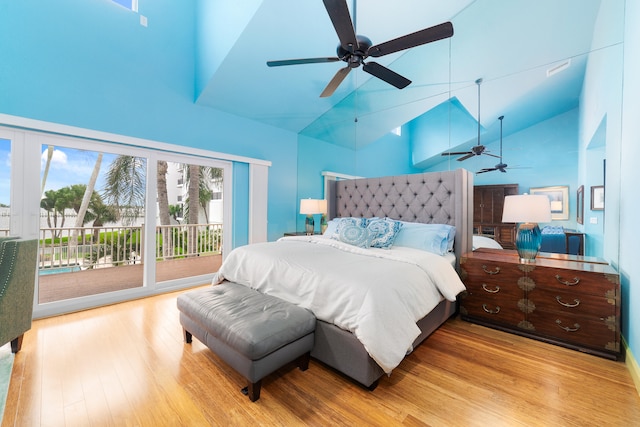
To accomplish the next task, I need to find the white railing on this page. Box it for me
[39,223,222,271]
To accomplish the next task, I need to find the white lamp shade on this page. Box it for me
[318,199,327,214]
[502,194,552,223]
[300,198,325,215]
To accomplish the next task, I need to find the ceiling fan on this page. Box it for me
[477,115,508,174]
[266,0,454,97]
[441,78,500,161]
[476,115,529,174]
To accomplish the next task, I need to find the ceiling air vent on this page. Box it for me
[546,59,571,77]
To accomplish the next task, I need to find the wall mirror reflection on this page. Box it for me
[292,0,623,264]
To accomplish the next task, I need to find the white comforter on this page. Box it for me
[211,235,466,374]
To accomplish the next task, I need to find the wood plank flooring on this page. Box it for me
[3,286,639,426]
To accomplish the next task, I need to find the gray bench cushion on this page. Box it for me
[177,283,315,360]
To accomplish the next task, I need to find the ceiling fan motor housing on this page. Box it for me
[337,35,372,67]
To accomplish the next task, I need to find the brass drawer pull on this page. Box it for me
[482,283,500,293]
[482,304,500,314]
[556,296,580,308]
[482,265,501,275]
[555,275,580,286]
[556,320,580,332]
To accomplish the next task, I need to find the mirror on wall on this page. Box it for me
[296,0,624,265]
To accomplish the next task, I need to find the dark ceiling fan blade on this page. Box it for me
[441,151,473,156]
[456,153,476,162]
[267,57,340,67]
[476,168,496,174]
[323,0,358,52]
[367,22,454,58]
[320,66,351,98]
[483,152,502,159]
[362,62,411,89]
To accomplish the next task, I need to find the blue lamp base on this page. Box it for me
[305,215,315,235]
[515,222,542,262]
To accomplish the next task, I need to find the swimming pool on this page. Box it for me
[39,266,82,275]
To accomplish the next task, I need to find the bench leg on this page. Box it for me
[297,351,310,371]
[183,328,192,344]
[241,380,262,402]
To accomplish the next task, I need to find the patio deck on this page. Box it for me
[38,254,222,303]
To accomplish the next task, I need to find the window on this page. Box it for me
[112,0,138,12]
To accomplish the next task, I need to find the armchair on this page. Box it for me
[0,238,38,353]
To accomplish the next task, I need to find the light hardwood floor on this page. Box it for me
[3,286,640,426]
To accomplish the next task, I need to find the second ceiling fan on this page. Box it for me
[441,78,500,161]
[266,0,454,97]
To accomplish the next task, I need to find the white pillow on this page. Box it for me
[472,235,503,250]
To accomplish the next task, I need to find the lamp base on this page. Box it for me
[320,214,328,234]
[305,215,315,235]
[516,222,542,263]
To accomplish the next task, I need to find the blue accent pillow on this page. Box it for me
[393,223,456,255]
[367,218,403,249]
[337,225,372,248]
[330,217,369,240]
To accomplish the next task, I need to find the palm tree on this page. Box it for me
[157,160,172,257]
[40,188,73,238]
[102,156,146,225]
[41,145,54,196]
[71,153,103,246]
[186,165,201,256]
[169,204,183,223]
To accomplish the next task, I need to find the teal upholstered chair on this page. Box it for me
[0,238,38,353]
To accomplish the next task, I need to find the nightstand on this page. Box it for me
[459,248,621,360]
[283,232,321,236]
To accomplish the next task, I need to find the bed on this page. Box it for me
[213,169,473,388]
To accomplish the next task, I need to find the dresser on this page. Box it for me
[473,184,519,249]
[459,248,621,360]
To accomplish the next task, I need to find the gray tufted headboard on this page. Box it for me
[330,169,473,270]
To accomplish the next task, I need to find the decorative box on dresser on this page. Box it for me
[459,248,621,360]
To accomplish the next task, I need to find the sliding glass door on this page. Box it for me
[153,159,224,285]
[38,143,147,304]
[2,126,231,317]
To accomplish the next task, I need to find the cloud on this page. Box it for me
[41,147,68,169]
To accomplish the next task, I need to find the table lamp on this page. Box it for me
[502,194,551,262]
[300,199,324,235]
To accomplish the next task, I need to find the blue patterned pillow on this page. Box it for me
[367,218,403,249]
[330,217,369,239]
[337,225,372,248]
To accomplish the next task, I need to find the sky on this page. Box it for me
[0,139,122,206]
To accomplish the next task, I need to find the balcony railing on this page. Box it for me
[39,223,222,271]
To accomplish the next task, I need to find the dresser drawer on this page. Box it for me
[462,258,524,284]
[460,293,523,327]
[527,311,619,353]
[528,287,616,319]
[464,279,522,299]
[527,266,618,297]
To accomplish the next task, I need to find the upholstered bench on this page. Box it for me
[177,282,316,401]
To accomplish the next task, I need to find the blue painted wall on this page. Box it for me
[0,0,298,242]
[620,0,640,376]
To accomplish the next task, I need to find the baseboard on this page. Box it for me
[623,337,640,397]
